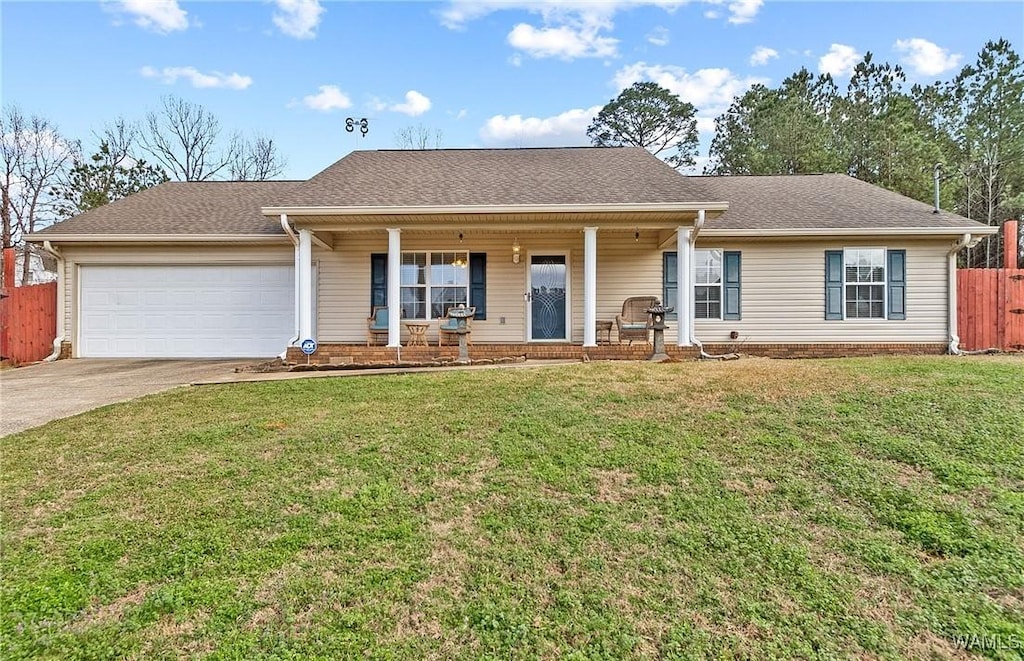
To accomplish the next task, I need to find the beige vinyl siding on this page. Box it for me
[690,238,950,344]
[60,244,294,355]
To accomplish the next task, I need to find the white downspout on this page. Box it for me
[39,241,64,361]
[280,214,299,359]
[947,232,971,355]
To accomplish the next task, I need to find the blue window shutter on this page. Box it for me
[887,249,906,320]
[469,252,487,320]
[663,252,678,319]
[723,251,742,320]
[370,253,387,312]
[825,250,843,320]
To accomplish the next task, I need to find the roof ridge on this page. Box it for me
[370,146,633,153]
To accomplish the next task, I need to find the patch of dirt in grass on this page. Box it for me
[593,469,637,504]
[247,605,281,630]
[71,584,149,631]
[722,477,776,496]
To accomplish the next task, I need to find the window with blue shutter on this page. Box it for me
[826,248,907,320]
[663,250,740,320]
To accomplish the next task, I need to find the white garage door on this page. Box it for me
[79,264,294,358]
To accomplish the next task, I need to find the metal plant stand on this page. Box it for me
[446,305,475,364]
[647,304,673,361]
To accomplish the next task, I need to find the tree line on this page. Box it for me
[588,39,1022,267]
[3,38,1020,285]
[1,96,286,285]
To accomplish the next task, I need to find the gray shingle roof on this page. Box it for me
[274,147,718,207]
[34,181,301,235]
[31,149,989,238]
[701,173,985,231]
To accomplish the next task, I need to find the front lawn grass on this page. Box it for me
[2,356,1023,659]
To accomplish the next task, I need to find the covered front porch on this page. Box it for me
[273,203,725,359]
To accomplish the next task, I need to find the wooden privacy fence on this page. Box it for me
[957,220,1024,352]
[0,281,58,364]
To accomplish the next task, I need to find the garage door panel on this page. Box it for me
[80,265,293,358]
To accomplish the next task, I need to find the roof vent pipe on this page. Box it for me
[932,163,942,214]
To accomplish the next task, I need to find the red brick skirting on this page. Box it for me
[285,342,947,364]
[701,343,947,359]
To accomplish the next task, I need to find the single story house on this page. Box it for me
[26,146,995,361]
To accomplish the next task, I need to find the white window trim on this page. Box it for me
[694,248,724,321]
[841,247,888,321]
[399,250,470,320]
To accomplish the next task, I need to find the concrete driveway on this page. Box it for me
[0,359,252,436]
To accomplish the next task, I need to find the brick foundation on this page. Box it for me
[701,342,947,359]
[286,342,947,364]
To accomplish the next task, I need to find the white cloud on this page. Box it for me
[480,105,601,147]
[725,0,762,24]
[273,0,324,39]
[818,43,861,77]
[108,0,189,33]
[390,90,432,116]
[453,109,468,120]
[439,2,692,62]
[508,53,523,67]
[697,0,763,24]
[140,66,252,90]
[749,46,778,66]
[301,85,352,111]
[613,62,765,112]
[508,21,618,59]
[893,38,962,77]
[646,26,670,47]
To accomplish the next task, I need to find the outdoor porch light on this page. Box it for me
[512,238,521,264]
[451,233,467,267]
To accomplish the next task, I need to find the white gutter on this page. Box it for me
[280,214,300,359]
[23,234,290,243]
[262,201,730,217]
[38,241,65,361]
[946,233,972,355]
[699,226,1000,238]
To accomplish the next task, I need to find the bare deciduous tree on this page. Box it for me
[0,105,75,284]
[394,124,443,150]
[140,96,237,181]
[229,134,287,181]
[140,96,286,182]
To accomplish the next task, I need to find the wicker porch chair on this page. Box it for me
[615,296,659,345]
[366,306,389,346]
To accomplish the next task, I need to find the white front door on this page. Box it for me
[78,264,294,357]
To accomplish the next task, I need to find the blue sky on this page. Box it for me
[3,1,1021,178]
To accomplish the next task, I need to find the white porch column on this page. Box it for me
[583,226,598,347]
[298,228,314,341]
[387,228,402,347]
[676,226,692,347]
